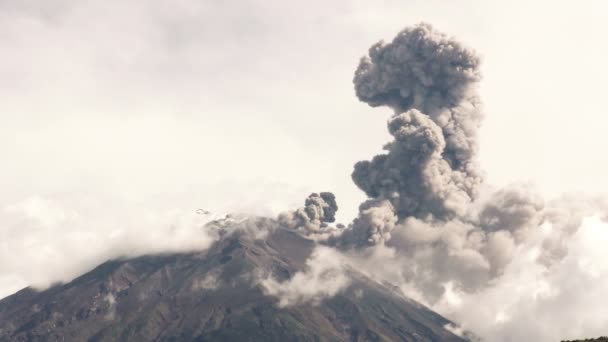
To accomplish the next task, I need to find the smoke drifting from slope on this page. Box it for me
[344,23,608,342]
[278,23,608,341]
[245,24,608,341]
[260,246,350,307]
[339,22,608,298]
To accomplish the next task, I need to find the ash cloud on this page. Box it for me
[288,24,608,342]
[351,23,483,227]
[340,199,397,246]
[278,192,339,235]
[273,28,608,341]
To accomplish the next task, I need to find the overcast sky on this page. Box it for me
[2,0,607,221]
[2,0,608,316]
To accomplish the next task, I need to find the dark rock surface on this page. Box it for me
[0,223,466,341]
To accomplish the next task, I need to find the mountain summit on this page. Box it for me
[0,220,466,341]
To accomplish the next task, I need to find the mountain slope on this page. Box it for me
[0,222,467,342]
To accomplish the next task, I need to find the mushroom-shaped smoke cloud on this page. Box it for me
[348,23,483,246]
[275,22,608,342]
[354,22,482,175]
[280,22,605,303]
[344,23,606,301]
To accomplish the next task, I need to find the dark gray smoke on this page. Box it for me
[340,23,600,298]
[279,192,339,234]
[273,21,608,342]
[351,23,482,225]
[279,23,606,307]
[478,186,544,240]
[340,199,397,246]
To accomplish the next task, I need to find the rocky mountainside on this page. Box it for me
[0,221,467,341]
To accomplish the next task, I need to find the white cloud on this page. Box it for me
[428,216,608,341]
[0,194,219,299]
[260,246,350,307]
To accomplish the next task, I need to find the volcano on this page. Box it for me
[0,219,467,342]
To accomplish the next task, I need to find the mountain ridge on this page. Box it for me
[0,224,467,341]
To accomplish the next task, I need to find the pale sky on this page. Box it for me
[2,0,607,223]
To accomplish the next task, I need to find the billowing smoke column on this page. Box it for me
[274,22,608,341]
[354,23,482,219]
[342,23,604,300]
[281,23,603,303]
[279,192,338,233]
[347,23,483,245]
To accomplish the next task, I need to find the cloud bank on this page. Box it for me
[280,23,608,341]
[0,194,221,298]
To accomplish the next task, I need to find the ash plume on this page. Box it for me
[341,199,397,246]
[336,22,608,308]
[352,23,483,224]
[279,192,339,234]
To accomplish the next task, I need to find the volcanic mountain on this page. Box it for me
[0,218,467,342]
